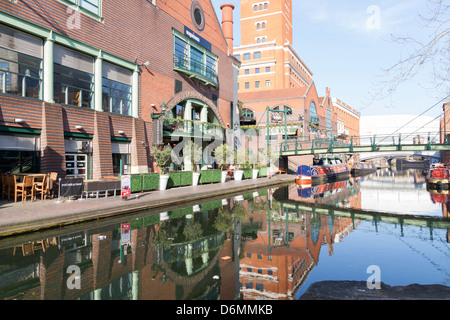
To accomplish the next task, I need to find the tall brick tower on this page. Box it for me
[235,0,313,93]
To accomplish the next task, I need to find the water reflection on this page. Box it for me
[0,170,448,300]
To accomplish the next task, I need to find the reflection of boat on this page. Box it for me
[297,180,348,199]
[296,162,350,186]
[427,188,450,204]
[351,162,377,176]
[396,158,429,169]
[426,163,450,190]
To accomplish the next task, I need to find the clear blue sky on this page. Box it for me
[211,0,448,119]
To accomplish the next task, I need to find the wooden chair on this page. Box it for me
[34,174,49,200]
[15,175,34,203]
[4,175,15,201]
[48,172,58,197]
[13,243,33,256]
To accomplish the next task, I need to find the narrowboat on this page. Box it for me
[426,163,450,189]
[296,162,350,186]
[351,162,377,176]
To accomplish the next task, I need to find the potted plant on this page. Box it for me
[215,143,233,183]
[248,152,259,179]
[183,140,202,186]
[150,144,172,190]
[233,149,245,181]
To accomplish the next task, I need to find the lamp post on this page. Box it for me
[151,102,167,119]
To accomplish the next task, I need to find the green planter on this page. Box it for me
[211,169,221,183]
[142,173,159,191]
[180,171,193,186]
[168,172,181,188]
[199,170,212,184]
[243,168,253,179]
[200,170,221,184]
[130,174,143,192]
[258,167,268,177]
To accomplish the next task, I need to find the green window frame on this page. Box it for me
[60,0,102,19]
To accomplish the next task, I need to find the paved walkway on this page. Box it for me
[0,174,295,237]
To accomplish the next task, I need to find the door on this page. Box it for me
[66,153,87,179]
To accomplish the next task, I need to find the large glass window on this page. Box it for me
[53,45,94,108]
[190,46,203,75]
[173,32,218,87]
[0,24,42,99]
[174,37,188,70]
[102,62,132,116]
[309,101,319,133]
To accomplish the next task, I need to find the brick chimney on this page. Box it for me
[220,3,234,55]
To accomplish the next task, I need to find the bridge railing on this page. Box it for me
[280,131,444,154]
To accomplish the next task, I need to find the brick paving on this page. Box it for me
[0,174,295,237]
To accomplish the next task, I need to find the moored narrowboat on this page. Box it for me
[296,162,350,186]
[426,163,450,189]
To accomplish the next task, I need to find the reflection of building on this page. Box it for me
[238,191,358,300]
[233,0,359,168]
[0,1,239,177]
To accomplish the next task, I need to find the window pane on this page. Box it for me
[54,63,93,107]
[174,37,188,69]
[190,46,203,74]
[0,47,42,98]
[80,0,100,15]
[102,77,132,116]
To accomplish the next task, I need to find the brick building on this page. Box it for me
[232,0,360,167]
[0,0,239,178]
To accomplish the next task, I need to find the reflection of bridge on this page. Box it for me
[279,201,450,231]
[279,132,450,156]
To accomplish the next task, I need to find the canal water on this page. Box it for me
[0,168,448,300]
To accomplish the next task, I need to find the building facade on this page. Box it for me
[0,0,239,178]
[233,0,360,167]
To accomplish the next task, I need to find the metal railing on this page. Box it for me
[280,131,448,155]
[173,54,218,87]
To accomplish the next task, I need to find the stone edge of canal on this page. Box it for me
[0,175,296,238]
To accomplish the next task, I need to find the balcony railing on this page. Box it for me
[173,54,218,88]
[163,118,225,139]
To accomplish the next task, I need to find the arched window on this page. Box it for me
[309,101,319,124]
[273,106,292,115]
[240,107,256,125]
[241,108,255,119]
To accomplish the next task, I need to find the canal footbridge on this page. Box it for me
[278,132,450,157]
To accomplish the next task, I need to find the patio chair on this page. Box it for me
[34,174,49,200]
[48,172,58,197]
[15,175,34,203]
[3,175,15,201]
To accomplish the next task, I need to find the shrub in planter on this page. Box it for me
[150,145,172,190]
[130,174,143,193]
[258,167,268,177]
[142,173,159,191]
[180,171,193,186]
[200,170,212,184]
[211,169,221,183]
[243,168,253,179]
[168,172,181,188]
